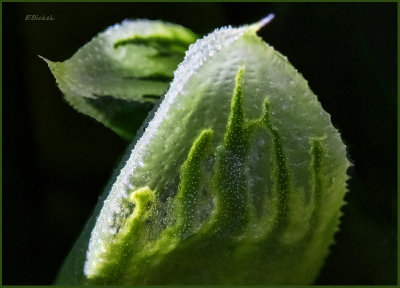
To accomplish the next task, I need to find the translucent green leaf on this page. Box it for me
[43,20,197,140]
[56,16,350,285]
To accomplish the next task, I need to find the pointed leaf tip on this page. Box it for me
[251,13,275,32]
[44,20,197,141]
[38,55,52,65]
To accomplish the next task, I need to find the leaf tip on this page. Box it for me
[38,55,53,65]
[251,13,275,32]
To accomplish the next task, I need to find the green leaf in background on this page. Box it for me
[42,20,197,140]
[56,16,350,285]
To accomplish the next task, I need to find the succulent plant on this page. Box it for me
[46,16,350,285]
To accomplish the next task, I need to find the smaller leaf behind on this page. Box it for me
[42,20,197,140]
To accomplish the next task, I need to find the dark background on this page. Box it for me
[2,2,397,285]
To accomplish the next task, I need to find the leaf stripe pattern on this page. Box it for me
[212,67,249,237]
[261,98,290,238]
[114,34,194,57]
[44,20,197,140]
[56,20,349,285]
[83,68,340,285]
[123,74,173,82]
[175,129,214,238]
[307,138,324,237]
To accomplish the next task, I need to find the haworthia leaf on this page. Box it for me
[43,20,197,140]
[56,16,350,285]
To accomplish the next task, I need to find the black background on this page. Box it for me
[2,2,397,285]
